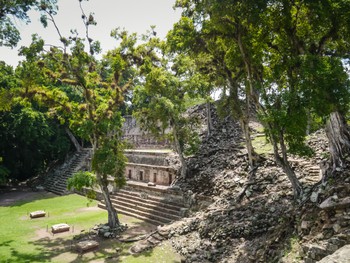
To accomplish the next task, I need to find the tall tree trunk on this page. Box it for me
[172,124,187,179]
[99,175,120,228]
[206,102,213,137]
[239,116,256,170]
[227,72,257,170]
[326,111,350,170]
[270,129,302,198]
[65,127,82,152]
[236,32,262,170]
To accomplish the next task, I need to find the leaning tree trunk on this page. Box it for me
[228,74,257,170]
[65,127,82,152]
[239,116,257,170]
[326,111,350,170]
[99,175,120,228]
[269,129,303,199]
[172,124,187,179]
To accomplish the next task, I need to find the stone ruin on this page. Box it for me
[124,149,179,186]
[122,115,171,149]
[29,210,46,219]
[51,223,70,234]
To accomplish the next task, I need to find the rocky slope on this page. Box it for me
[131,103,350,262]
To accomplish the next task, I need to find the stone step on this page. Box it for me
[111,195,182,216]
[110,198,181,221]
[116,192,183,211]
[100,200,174,224]
[118,190,184,210]
[47,188,65,195]
[43,148,91,195]
[97,203,164,226]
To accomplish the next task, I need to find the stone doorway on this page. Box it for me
[169,174,172,185]
[139,171,144,181]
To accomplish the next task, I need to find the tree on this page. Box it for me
[169,1,276,172]
[0,0,137,227]
[35,1,140,228]
[0,0,57,47]
[132,32,205,179]
[0,51,72,184]
[264,0,350,178]
[172,0,350,198]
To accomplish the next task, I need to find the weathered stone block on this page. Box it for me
[51,223,70,233]
[76,240,99,253]
[310,191,319,203]
[30,210,46,219]
[333,223,341,233]
[320,196,350,210]
[318,244,350,263]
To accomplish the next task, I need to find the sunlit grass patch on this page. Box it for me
[0,192,181,263]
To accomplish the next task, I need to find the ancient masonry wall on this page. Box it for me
[124,150,177,186]
[122,115,171,149]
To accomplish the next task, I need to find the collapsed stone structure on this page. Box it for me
[38,103,350,262]
[128,104,350,263]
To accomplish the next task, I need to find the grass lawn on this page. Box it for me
[0,191,181,263]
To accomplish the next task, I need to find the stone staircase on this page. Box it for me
[98,188,186,226]
[43,149,91,195]
[289,158,322,185]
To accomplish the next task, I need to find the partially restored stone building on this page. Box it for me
[122,116,178,186]
[124,149,177,186]
[122,116,170,149]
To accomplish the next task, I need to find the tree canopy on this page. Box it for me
[1,0,350,205]
[0,0,57,47]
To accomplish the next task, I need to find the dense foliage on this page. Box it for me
[169,0,350,198]
[1,0,350,204]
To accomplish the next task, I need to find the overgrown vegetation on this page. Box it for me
[0,0,350,229]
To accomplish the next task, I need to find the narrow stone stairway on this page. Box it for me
[43,148,91,195]
[98,189,186,226]
[289,158,322,185]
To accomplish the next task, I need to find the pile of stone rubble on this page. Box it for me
[131,103,350,262]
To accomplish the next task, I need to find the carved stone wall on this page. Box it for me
[122,116,171,149]
[124,150,178,186]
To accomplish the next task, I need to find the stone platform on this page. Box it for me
[30,210,46,219]
[52,223,70,234]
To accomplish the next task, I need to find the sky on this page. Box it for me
[0,0,181,67]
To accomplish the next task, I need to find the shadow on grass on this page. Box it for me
[0,188,58,208]
[4,220,172,263]
[5,235,125,263]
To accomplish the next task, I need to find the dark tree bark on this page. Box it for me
[268,127,303,199]
[65,127,82,152]
[99,175,120,228]
[326,111,350,170]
